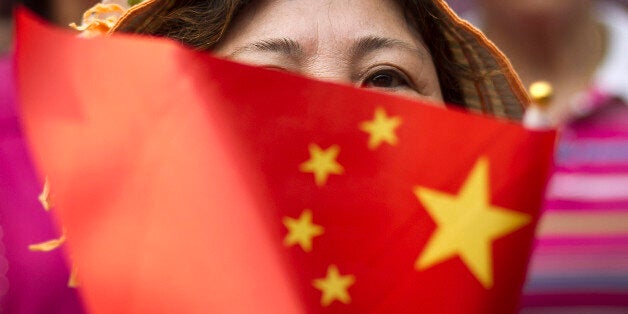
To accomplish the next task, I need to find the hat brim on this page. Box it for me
[431,0,529,119]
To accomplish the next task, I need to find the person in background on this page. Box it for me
[465,1,628,312]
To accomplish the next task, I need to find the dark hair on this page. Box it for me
[133,0,466,106]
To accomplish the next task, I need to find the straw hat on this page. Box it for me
[73,0,530,120]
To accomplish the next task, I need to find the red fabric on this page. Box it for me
[15,9,555,314]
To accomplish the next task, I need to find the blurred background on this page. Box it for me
[1,0,93,53]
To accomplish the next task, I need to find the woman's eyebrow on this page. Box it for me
[351,36,424,59]
[228,38,304,58]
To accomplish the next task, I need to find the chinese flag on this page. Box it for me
[15,9,555,314]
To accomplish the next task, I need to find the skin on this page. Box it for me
[213,0,444,104]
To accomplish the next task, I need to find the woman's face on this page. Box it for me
[213,0,444,103]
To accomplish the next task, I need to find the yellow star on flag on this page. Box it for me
[413,157,531,289]
[283,209,325,252]
[299,143,344,187]
[312,265,356,307]
[360,107,402,150]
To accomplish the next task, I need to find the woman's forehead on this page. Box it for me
[216,0,423,51]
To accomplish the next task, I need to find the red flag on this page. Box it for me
[15,9,555,314]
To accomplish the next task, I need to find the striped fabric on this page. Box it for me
[521,97,628,313]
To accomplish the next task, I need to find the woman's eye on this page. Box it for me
[363,69,409,89]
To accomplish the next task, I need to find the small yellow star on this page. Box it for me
[312,265,355,307]
[360,107,402,150]
[299,143,344,187]
[414,157,531,289]
[283,209,325,252]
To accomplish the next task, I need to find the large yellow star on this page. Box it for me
[283,209,325,252]
[299,143,344,187]
[413,157,531,289]
[312,265,356,307]
[360,107,402,150]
